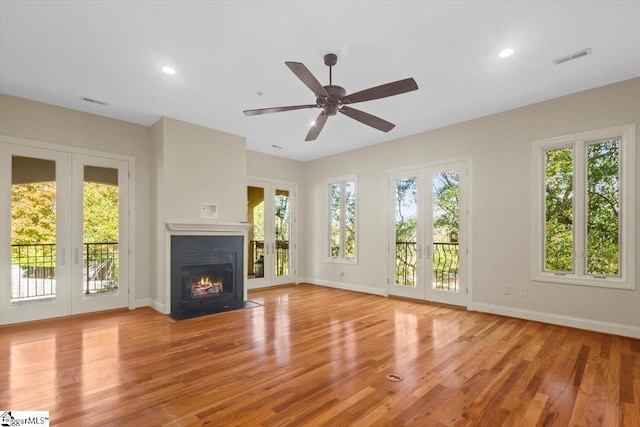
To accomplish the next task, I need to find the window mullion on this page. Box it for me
[339,182,346,259]
[573,141,586,278]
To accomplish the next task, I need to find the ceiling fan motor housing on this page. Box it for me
[318,85,346,116]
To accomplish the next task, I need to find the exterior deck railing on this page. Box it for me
[249,240,289,277]
[10,242,118,300]
[395,241,459,291]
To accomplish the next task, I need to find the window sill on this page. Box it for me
[324,257,357,265]
[533,273,635,290]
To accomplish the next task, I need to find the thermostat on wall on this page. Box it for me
[201,203,218,219]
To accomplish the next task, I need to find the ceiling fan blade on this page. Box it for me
[340,106,395,132]
[305,111,328,141]
[285,62,330,99]
[243,104,317,116]
[342,78,418,104]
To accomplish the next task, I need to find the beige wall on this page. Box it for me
[160,117,247,223]
[247,150,306,183]
[0,94,153,304]
[302,78,640,334]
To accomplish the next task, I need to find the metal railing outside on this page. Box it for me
[395,241,459,291]
[10,243,56,300]
[249,240,289,277]
[83,242,119,294]
[10,242,118,301]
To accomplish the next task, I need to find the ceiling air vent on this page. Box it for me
[82,97,107,106]
[552,48,592,65]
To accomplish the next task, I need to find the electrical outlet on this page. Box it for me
[504,286,511,295]
[521,288,528,297]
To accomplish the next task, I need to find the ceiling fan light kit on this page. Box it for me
[243,53,418,141]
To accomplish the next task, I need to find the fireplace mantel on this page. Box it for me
[165,222,251,233]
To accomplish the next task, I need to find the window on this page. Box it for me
[327,176,357,262]
[532,124,635,289]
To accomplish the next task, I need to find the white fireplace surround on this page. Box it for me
[164,222,251,314]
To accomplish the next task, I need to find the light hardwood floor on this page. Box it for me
[1,284,639,426]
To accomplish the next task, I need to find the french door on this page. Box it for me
[247,179,296,288]
[388,161,468,306]
[0,142,129,324]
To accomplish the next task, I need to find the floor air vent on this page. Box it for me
[552,48,592,65]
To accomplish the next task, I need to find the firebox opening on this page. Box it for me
[182,263,233,303]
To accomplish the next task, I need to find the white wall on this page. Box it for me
[301,78,640,336]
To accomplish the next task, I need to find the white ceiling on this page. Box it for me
[1,1,639,161]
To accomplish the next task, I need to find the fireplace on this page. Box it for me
[170,235,244,320]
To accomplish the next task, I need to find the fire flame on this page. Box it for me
[197,277,213,287]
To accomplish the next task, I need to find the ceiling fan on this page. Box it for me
[243,53,419,141]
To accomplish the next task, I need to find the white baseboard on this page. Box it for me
[147,299,166,314]
[298,277,386,297]
[298,279,639,339]
[247,281,280,290]
[134,298,151,308]
[470,302,640,339]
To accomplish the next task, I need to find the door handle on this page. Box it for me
[416,244,422,259]
[59,248,66,266]
[74,247,80,265]
[426,245,432,260]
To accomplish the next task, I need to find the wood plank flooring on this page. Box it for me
[1,284,639,426]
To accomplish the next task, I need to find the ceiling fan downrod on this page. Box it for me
[324,53,337,86]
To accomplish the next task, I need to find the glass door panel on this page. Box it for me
[247,185,265,280]
[430,171,461,295]
[425,165,466,306]
[274,189,290,278]
[389,172,423,300]
[1,145,71,324]
[82,165,120,295]
[394,176,418,287]
[71,155,128,314]
[11,156,58,304]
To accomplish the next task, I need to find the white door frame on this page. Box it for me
[0,135,136,324]
[246,177,298,289]
[386,157,472,307]
[71,154,130,315]
[0,143,72,324]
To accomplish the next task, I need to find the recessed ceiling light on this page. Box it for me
[162,66,176,75]
[270,144,283,149]
[498,48,514,58]
[310,120,316,126]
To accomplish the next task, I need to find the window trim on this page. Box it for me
[531,124,635,289]
[325,175,358,264]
